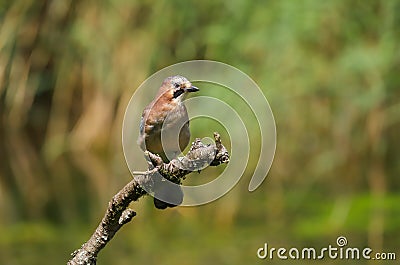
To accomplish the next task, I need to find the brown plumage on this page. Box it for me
[137,75,199,209]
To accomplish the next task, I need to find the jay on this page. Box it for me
[137,75,199,209]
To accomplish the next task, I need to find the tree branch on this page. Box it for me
[67,132,229,265]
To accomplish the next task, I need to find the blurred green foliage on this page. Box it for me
[0,0,399,264]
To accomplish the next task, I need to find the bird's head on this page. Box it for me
[158,75,199,102]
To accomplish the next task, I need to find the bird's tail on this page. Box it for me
[153,180,183,209]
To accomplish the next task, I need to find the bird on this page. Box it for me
[137,75,199,209]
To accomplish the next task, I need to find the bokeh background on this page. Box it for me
[1,1,399,264]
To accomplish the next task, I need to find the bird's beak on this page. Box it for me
[185,85,199,93]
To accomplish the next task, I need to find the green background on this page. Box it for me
[0,0,399,264]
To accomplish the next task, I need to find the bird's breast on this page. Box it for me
[140,102,191,161]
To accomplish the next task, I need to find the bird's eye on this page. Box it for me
[174,83,180,89]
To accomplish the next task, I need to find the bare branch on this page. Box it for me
[67,132,229,265]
